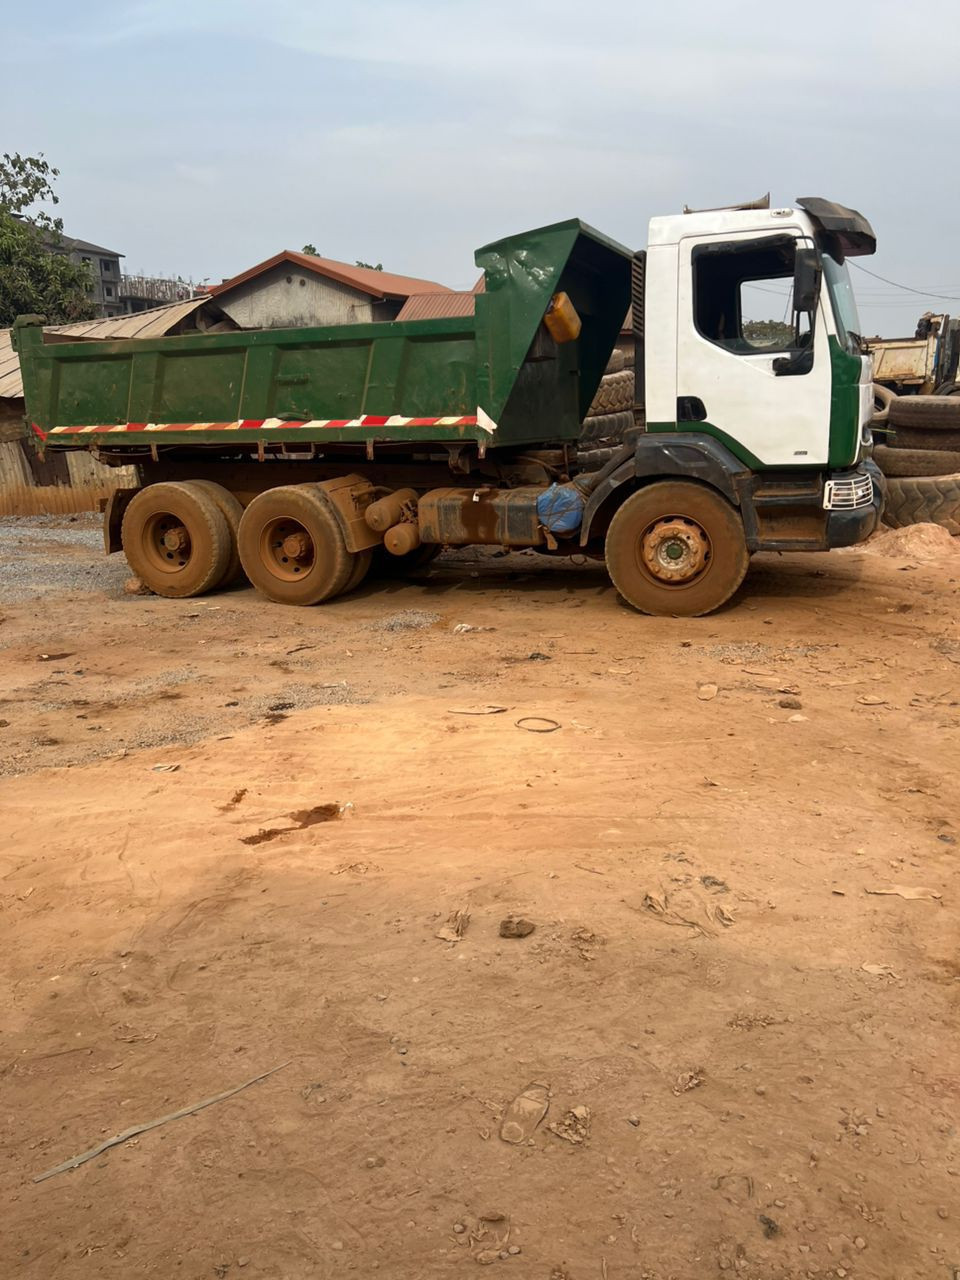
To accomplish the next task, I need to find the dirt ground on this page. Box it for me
[2,520,960,1280]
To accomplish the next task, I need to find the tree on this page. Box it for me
[356,260,382,272]
[0,153,96,326]
[301,243,319,256]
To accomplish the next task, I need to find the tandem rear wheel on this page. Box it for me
[237,484,368,606]
[604,481,749,616]
[121,481,234,598]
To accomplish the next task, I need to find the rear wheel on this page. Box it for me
[237,485,353,605]
[187,480,245,587]
[605,482,749,617]
[121,481,232,598]
[370,543,441,577]
[342,549,373,594]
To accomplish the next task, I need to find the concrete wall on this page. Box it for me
[216,266,400,330]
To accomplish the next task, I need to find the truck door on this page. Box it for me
[675,231,832,467]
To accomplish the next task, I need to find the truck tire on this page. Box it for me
[185,480,245,586]
[873,444,960,478]
[370,543,441,577]
[237,484,354,605]
[587,369,634,417]
[888,427,960,452]
[121,481,232,598]
[872,383,895,424]
[604,349,625,375]
[342,548,372,594]
[882,473,960,536]
[935,382,960,397]
[605,481,749,617]
[579,410,634,446]
[888,395,960,429]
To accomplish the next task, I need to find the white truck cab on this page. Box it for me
[644,198,874,473]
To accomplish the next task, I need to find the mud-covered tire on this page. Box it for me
[370,543,441,577]
[578,410,634,447]
[605,481,749,617]
[121,481,232,599]
[587,369,634,416]
[882,473,960,535]
[604,349,625,375]
[873,444,960,478]
[888,395,960,429]
[237,484,353,605]
[186,480,245,587]
[888,426,960,452]
[342,549,373,594]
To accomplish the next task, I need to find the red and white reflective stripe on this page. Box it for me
[39,414,481,440]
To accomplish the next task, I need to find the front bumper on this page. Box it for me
[824,460,884,548]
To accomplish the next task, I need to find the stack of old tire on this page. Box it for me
[578,348,636,446]
[873,384,960,535]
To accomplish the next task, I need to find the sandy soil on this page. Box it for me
[2,526,960,1280]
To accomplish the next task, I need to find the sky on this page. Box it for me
[4,0,959,336]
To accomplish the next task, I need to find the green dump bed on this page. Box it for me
[15,220,632,453]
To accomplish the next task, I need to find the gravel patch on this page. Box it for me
[0,517,128,604]
[370,609,441,632]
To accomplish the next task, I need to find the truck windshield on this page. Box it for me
[822,252,862,355]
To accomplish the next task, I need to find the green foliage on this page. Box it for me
[356,260,383,272]
[0,152,96,327]
[301,243,318,256]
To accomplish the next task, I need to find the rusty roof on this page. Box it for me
[0,297,208,402]
[394,291,478,323]
[210,251,451,302]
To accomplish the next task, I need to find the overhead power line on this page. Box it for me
[849,261,960,302]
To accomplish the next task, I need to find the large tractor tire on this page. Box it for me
[605,481,750,617]
[873,445,960,478]
[578,410,634,447]
[587,369,634,417]
[237,484,355,605]
[121,481,232,598]
[882,473,960,536]
[187,479,246,587]
[604,349,625,375]
[888,395,960,430]
[887,427,960,452]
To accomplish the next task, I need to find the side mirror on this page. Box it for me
[794,248,821,313]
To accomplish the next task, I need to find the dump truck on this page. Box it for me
[868,312,960,398]
[14,197,883,617]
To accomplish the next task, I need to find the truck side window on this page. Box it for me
[693,236,800,356]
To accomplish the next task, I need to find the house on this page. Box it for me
[53,234,126,318]
[208,251,451,330]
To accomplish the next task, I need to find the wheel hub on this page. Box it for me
[640,517,710,583]
[260,518,316,580]
[281,532,310,559]
[161,526,189,553]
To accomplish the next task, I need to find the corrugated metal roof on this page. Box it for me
[0,298,207,402]
[394,291,478,323]
[210,250,451,302]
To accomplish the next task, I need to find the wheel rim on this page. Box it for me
[139,511,196,577]
[259,517,316,582]
[639,516,711,585]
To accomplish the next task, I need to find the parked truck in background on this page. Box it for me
[868,311,960,399]
[14,196,882,617]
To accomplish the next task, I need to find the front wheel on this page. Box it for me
[605,482,749,616]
